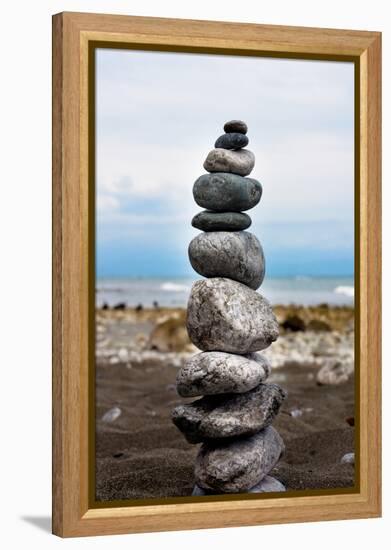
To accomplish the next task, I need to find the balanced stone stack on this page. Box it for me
[172,120,287,495]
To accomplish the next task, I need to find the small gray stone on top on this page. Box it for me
[191,211,251,232]
[224,120,248,134]
[176,351,271,397]
[188,231,265,290]
[203,148,255,177]
[215,133,249,150]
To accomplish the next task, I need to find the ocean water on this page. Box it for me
[96,276,354,308]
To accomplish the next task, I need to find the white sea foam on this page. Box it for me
[160,282,191,292]
[334,285,354,298]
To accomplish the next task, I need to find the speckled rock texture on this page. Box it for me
[187,278,279,353]
[191,210,251,232]
[176,351,271,397]
[193,172,262,212]
[203,148,255,176]
[188,231,265,290]
[224,120,248,134]
[172,383,287,443]
[214,132,249,150]
[194,426,285,493]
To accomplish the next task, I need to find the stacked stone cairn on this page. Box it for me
[172,120,287,495]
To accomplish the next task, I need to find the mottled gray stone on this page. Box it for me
[188,231,265,290]
[187,278,279,353]
[192,476,286,495]
[224,120,248,134]
[193,173,262,212]
[249,476,286,493]
[192,211,251,232]
[172,383,286,443]
[195,426,285,493]
[215,133,249,150]
[176,351,271,397]
[203,148,255,176]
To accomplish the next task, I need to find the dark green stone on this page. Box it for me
[193,172,262,212]
[192,211,251,232]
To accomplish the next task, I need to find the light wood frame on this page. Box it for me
[52,11,382,537]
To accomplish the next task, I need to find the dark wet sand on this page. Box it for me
[95,358,355,501]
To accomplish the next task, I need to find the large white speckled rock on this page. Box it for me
[188,231,265,290]
[172,383,287,443]
[176,351,271,397]
[195,426,285,493]
[187,278,279,353]
[203,148,255,176]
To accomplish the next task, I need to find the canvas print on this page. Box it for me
[95,49,355,501]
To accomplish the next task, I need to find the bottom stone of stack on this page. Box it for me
[192,476,286,496]
[194,426,285,493]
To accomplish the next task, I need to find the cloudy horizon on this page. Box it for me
[96,48,354,279]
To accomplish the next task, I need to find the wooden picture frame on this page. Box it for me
[52,11,381,537]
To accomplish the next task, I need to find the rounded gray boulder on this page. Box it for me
[188,231,265,290]
[203,148,255,176]
[193,172,262,212]
[195,426,285,493]
[172,383,287,443]
[187,278,279,353]
[191,211,251,232]
[176,351,271,397]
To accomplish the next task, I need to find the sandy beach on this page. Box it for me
[95,304,355,501]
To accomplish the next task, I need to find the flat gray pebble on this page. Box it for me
[192,211,251,232]
[172,383,287,443]
[176,351,271,397]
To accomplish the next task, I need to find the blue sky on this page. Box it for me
[96,49,354,278]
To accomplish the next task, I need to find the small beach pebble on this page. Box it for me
[101,406,122,423]
[341,452,355,465]
[249,476,286,493]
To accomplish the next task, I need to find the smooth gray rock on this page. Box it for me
[192,476,286,495]
[224,120,248,134]
[187,278,279,353]
[192,211,251,232]
[195,426,285,493]
[341,452,355,465]
[203,148,255,176]
[215,133,249,150]
[172,383,287,443]
[193,173,262,212]
[188,231,265,290]
[249,476,286,493]
[176,351,271,397]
